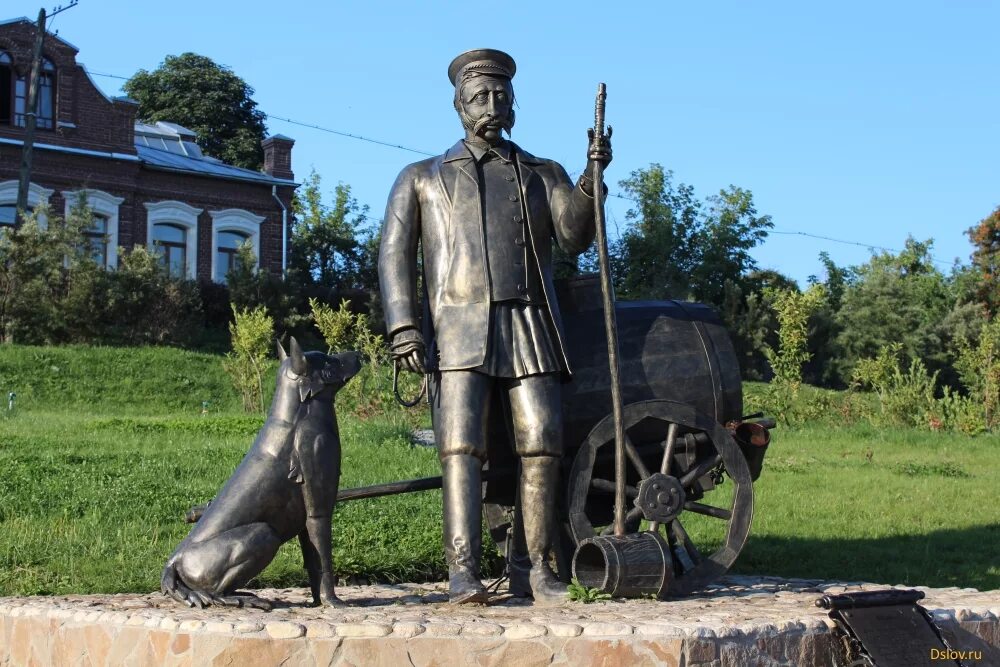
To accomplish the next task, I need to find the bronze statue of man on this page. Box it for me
[379,49,610,604]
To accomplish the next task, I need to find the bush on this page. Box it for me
[310,298,423,422]
[954,317,1000,431]
[763,285,826,387]
[221,305,275,414]
[935,389,986,436]
[852,343,940,429]
[758,285,826,425]
[0,202,205,346]
[744,380,866,429]
[0,205,85,343]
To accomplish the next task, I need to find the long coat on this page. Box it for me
[378,140,597,372]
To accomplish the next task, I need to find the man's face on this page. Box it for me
[457,74,514,144]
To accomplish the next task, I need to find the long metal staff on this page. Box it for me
[590,84,627,537]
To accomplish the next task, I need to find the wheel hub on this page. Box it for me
[634,473,686,523]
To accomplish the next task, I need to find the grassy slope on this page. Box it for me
[0,345,997,595]
[0,344,246,413]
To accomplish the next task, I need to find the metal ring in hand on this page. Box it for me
[393,358,427,408]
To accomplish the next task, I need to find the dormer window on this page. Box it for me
[0,51,11,125]
[12,56,55,130]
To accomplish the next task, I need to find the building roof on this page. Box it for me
[1,122,295,187]
[0,17,80,52]
[133,121,296,186]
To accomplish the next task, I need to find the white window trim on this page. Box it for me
[144,200,202,280]
[0,180,53,226]
[61,189,125,268]
[209,208,265,283]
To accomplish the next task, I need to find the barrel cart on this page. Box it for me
[340,274,772,599]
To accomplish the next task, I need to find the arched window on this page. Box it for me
[209,208,265,283]
[0,180,52,227]
[14,56,56,130]
[63,189,125,268]
[145,200,201,280]
[83,213,110,265]
[152,223,188,278]
[0,51,11,125]
[216,230,250,282]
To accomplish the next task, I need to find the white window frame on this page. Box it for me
[209,208,265,283]
[0,179,53,227]
[144,200,202,280]
[61,189,124,268]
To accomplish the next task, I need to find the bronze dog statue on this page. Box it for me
[162,338,362,609]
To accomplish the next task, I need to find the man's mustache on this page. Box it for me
[473,114,513,136]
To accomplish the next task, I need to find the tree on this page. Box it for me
[124,53,268,170]
[289,171,375,292]
[613,164,772,305]
[834,237,954,385]
[693,186,773,307]
[804,252,852,387]
[614,164,703,301]
[966,205,1000,316]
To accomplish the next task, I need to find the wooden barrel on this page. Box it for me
[572,532,673,598]
[556,275,743,451]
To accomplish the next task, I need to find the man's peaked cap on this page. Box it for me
[448,49,516,86]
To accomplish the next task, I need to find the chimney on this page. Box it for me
[262,135,295,180]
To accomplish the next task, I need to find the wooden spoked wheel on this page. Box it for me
[566,399,753,596]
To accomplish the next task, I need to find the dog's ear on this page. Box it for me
[276,338,288,362]
[289,336,309,376]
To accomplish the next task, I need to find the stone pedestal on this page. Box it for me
[2,576,998,666]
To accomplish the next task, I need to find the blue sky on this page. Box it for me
[10,0,999,286]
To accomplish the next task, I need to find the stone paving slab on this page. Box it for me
[1,576,998,666]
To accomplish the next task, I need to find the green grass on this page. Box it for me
[0,344,248,414]
[0,409,450,596]
[0,344,998,596]
[735,422,1000,590]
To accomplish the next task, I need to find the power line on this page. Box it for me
[87,70,128,80]
[89,70,437,156]
[267,115,435,157]
[770,229,954,267]
[86,69,960,267]
[91,70,636,190]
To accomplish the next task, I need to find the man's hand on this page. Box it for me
[587,126,613,168]
[390,328,426,375]
[578,127,613,197]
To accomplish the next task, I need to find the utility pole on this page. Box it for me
[15,2,78,224]
[14,8,46,224]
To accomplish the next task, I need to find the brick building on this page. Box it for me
[0,16,296,281]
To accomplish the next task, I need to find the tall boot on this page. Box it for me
[441,454,488,604]
[506,493,532,597]
[520,455,568,604]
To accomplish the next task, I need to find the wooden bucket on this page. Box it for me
[572,532,673,599]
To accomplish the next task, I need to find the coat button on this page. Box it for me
[508,194,518,202]
[515,237,525,247]
[505,175,515,182]
[517,283,527,294]
[513,215,523,223]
